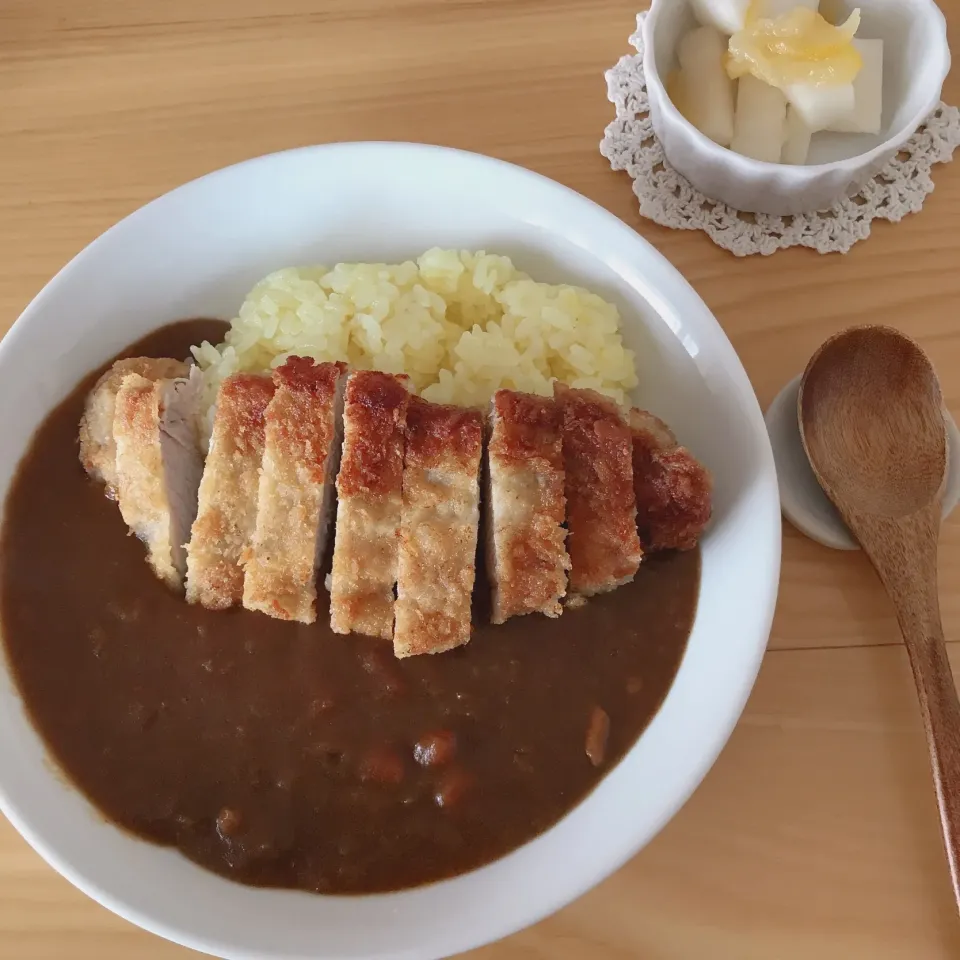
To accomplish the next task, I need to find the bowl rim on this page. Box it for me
[0,141,782,960]
[642,0,952,174]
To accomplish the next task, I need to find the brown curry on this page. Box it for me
[0,320,699,894]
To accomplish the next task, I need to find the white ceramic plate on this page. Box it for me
[0,142,780,960]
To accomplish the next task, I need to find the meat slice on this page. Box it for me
[185,374,275,609]
[628,409,713,552]
[394,397,483,658]
[113,370,203,590]
[79,357,188,495]
[555,384,643,596]
[329,371,410,639]
[485,390,569,624]
[242,358,346,624]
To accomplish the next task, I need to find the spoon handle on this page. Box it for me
[904,617,960,907]
[857,508,960,909]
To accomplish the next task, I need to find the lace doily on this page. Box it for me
[600,13,960,256]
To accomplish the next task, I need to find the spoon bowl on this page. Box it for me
[800,326,947,518]
[763,374,960,551]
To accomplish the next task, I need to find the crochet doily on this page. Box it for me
[600,13,960,256]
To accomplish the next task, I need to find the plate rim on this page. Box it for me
[0,141,782,960]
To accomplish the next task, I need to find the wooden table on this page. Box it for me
[2,1,960,956]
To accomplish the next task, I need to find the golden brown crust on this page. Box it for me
[79,356,188,493]
[268,357,343,484]
[185,374,275,610]
[555,384,642,596]
[329,371,410,639]
[113,376,161,445]
[628,408,712,552]
[487,390,569,623]
[403,395,484,472]
[394,609,469,658]
[488,390,564,468]
[335,371,410,499]
[113,375,178,589]
[394,397,483,657]
[219,374,276,454]
[242,358,346,624]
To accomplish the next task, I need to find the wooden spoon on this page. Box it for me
[798,325,960,907]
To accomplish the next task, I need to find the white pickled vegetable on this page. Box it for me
[728,7,862,132]
[826,39,883,134]
[781,106,814,164]
[785,82,855,131]
[690,0,751,34]
[731,76,787,162]
[675,27,736,147]
[757,0,820,16]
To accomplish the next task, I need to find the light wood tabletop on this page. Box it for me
[3,0,960,957]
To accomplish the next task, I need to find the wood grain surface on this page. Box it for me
[2,1,959,957]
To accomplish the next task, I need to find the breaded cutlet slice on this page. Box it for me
[80,357,189,495]
[555,384,643,597]
[329,370,411,639]
[394,397,483,658]
[242,358,346,624]
[485,390,570,624]
[185,374,276,609]
[113,370,204,590]
[628,408,713,552]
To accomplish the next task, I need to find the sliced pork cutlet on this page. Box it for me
[113,370,203,591]
[628,409,713,552]
[80,357,189,495]
[394,397,483,658]
[242,358,346,624]
[555,384,643,597]
[185,374,276,610]
[485,390,570,624]
[329,371,411,639]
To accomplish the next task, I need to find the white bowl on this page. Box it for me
[0,143,780,960]
[643,0,951,215]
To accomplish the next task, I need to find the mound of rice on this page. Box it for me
[191,248,637,442]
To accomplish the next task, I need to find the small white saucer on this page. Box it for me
[765,374,960,551]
